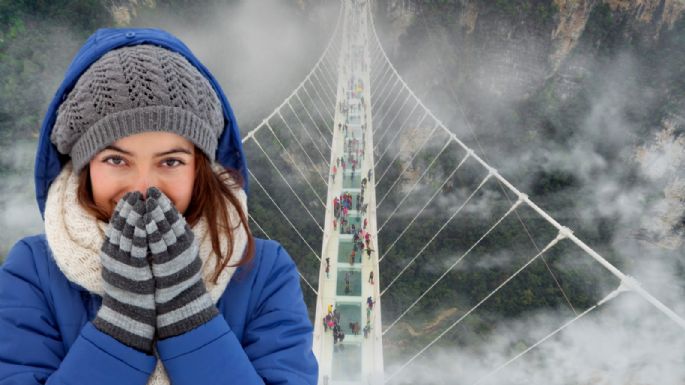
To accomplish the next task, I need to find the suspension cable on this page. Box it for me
[374,99,420,153]
[248,169,322,261]
[313,64,336,101]
[294,93,333,149]
[378,128,450,210]
[251,136,324,231]
[310,69,334,107]
[379,144,467,232]
[248,213,271,239]
[375,91,412,137]
[372,75,400,112]
[417,5,579,316]
[371,53,390,85]
[376,121,444,207]
[286,101,330,159]
[471,284,627,385]
[374,109,425,188]
[381,172,498,294]
[307,75,335,121]
[320,55,338,86]
[248,214,320,296]
[302,80,333,127]
[375,114,433,185]
[277,111,328,183]
[374,76,405,119]
[243,0,343,143]
[384,229,568,383]
[265,122,326,207]
[371,64,393,99]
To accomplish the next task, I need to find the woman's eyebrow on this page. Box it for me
[104,145,133,155]
[102,145,192,157]
[154,147,193,157]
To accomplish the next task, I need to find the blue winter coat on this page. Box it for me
[0,28,318,384]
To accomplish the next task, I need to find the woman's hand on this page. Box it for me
[144,187,218,339]
[92,191,156,353]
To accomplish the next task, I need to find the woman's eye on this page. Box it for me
[162,159,184,167]
[103,156,125,166]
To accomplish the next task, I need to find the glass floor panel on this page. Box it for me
[339,213,361,235]
[335,302,362,335]
[343,172,361,188]
[331,342,361,381]
[346,115,361,125]
[340,156,363,174]
[336,267,362,296]
[337,239,362,265]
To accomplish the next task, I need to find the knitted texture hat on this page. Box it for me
[51,44,224,173]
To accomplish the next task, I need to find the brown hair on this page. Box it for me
[77,150,255,283]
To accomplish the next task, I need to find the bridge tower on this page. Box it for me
[313,1,384,384]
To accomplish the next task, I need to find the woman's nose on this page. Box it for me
[131,171,158,199]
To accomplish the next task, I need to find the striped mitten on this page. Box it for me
[144,187,218,339]
[93,191,156,353]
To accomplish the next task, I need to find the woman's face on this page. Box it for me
[89,131,196,218]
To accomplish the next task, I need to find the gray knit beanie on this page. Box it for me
[51,44,224,173]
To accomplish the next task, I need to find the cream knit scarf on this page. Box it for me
[44,162,248,385]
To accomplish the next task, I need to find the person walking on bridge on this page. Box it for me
[344,272,351,295]
[325,257,331,279]
[333,196,340,218]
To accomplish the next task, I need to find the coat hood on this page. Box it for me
[34,27,248,219]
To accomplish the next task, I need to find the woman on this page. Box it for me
[0,28,317,384]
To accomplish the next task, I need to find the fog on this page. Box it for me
[384,293,685,385]
[371,4,685,384]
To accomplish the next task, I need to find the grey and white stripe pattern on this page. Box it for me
[145,187,218,339]
[93,191,156,353]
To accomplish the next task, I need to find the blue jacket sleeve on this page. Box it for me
[157,242,318,384]
[0,239,157,384]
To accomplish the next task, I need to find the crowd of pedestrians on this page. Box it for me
[323,10,381,357]
[323,306,345,346]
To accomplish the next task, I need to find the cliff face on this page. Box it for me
[109,0,328,25]
[635,125,685,250]
[109,0,156,26]
[374,0,685,248]
[550,0,685,70]
[376,0,685,136]
[605,0,685,28]
[379,0,685,92]
[550,0,597,73]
